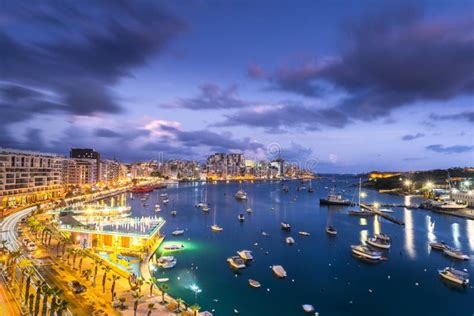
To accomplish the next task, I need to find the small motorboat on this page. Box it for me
[379,208,394,213]
[326,226,337,235]
[351,245,383,261]
[164,244,184,251]
[302,304,315,313]
[430,241,447,250]
[171,210,177,216]
[375,233,391,242]
[156,278,169,283]
[157,256,177,269]
[281,222,291,231]
[246,207,252,213]
[160,193,168,197]
[248,279,261,288]
[211,224,223,232]
[154,204,161,212]
[238,214,245,222]
[227,256,246,269]
[262,231,270,237]
[171,230,184,236]
[195,202,206,208]
[202,205,210,212]
[163,198,170,204]
[367,235,391,249]
[298,231,310,236]
[235,190,248,200]
[237,250,253,261]
[140,197,147,202]
[443,247,470,260]
[438,267,469,286]
[286,237,295,245]
[272,265,287,278]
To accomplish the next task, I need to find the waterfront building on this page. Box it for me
[0,148,64,209]
[451,190,474,207]
[99,159,126,184]
[63,158,98,186]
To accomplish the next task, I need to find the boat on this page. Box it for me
[262,231,270,237]
[160,192,168,197]
[140,197,147,202]
[375,233,391,242]
[286,237,295,245]
[246,207,252,213]
[238,214,245,222]
[235,190,248,200]
[202,205,210,212]
[272,265,287,278]
[237,250,253,261]
[248,279,261,288]
[281,222,291,231]
[163,198,169,204]
[171,230,184,236]
[163,244,184,251]
[326,226,337,235]
[297,185,307,191]
[157,256,177,269]
[299,231,310,236]
[227,256,246,269]
[443,247,470,260]
[211,224,223,232]
[348,178,374,216]
[351,245,383,260]
[308,180,314,193]
[171,210,177,216]
[154,204,161,212]
[195,202,206,208]
[201,185,210,212]
[366,235,391,249]
[438,267,470,286]
[156,278,169,283]
[302,304,315,313]
[319,185,352,206]
[430,241,447,250]
[379,208,394,213]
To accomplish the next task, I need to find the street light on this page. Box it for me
[359,192,367,198]
[425,181,433,189]
[404,180,412,187]
[374,202,380,209]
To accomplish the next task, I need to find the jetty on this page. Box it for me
[360,203,405,226]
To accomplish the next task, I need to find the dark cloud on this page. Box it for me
[161,83,253,110]
[250,6,474,121]
[430,112,474,123]
[94,128,122,138]
[401,133,425,141]
[426,144,474,154]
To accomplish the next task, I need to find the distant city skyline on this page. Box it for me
[1,1,473,173]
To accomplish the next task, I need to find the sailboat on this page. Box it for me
[202,184,210,212]
[281,205,291,231]
[348,178,374,216]
[211,208,223,232]
[308,179,315,193]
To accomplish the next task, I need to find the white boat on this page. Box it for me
[375,233,391,242]
[286,237,295,245]
[157,256,177,269]
[163,244,184,251]
[202,205,210,212]
[379,208,394,213]
[156,278,169,283]
[430,241,447,250]
[171,210,177,216]
[326,226,337,235]
[227,256,246,269]
[163,198,170,204]
[195,202,206,208]
[248,279,261,288]
[237,250,253,261]
[262,231,269,237]
[438,267,469,286]
[246,207,252,213]
[155,204,161,212]
[367,235,391,249]
[443,247,470,260]
[272,265,287,278]
[140,197,147,202]
[302,304,315,313]
[171,230,184,236]
[351,245,383,260]
[211,208,223,232]
[235,190,248,200]
[160,193,168,197]
[298,231,310,236]
[319,186,352,206]
[281,222,291,231]
[238,214,245,222]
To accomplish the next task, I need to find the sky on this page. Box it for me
[0,0,473,173]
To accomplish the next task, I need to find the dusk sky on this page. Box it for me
[1,0,473,173]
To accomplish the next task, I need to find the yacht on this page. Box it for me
[319,186,352,206]
[286,237,295,245]
[351,245,383,260]
[298,231,310,236]
[235,190,248,200]
[308,180,315,193]
[261,231,270,237]
[202,205,210,212]
[348,179,374,216]
[438,267,470,286]
[211,208,223,232]
[163,244,184,251]
[195,202,206,208]
[302,305,315,313]
[375,233,391,242]
[272,265,287,278]
[430,241,448,251]
[163,198,170,204]
[379,208,394,213]
[248,279,261,288]
[366,235,391,249]
[171,230,184,236]
[443,247,470,260]
[326,226,337,235]
[237,250,253,261]
[227,256,246,269]
[154,204,161,212]
[238,214,245,222]
[246,207,253,213]
[157,256,176,269]
[281,222,291,231]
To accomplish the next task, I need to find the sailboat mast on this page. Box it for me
[358,178,362,208]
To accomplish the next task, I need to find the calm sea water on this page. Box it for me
[120,176,473,315]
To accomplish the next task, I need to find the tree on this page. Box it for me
[66,248,74,265]
[56,299,68,316]
[146,277,157,297]
[92,258,102,286]
[132,291,143,316]
[78,251,86,273]
[7,250,21,283]
[147,303,156,316]
[190,304,201,316]
[41,284,52,316]
[72,248,79,269]
[159,284,168,304]
[176,298,184,313]
[23,269,34,306]
[33,280,42,316]
[110,274,120,300]
[102,265,111,293]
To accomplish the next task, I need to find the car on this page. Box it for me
[16,227,23,234]
[68,280,87,294]
[26,242,36,251]
[20,218,27,223]
[22,238,30,246]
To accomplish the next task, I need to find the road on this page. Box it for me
[0,206,36,251]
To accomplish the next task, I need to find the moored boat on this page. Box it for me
[272,265,287,278]
[443,247,470,260]
[430,241,447,250]
[163,244,184,251]
[286,237,295,245]
[281,222,291,231]
[211,224,223,232]
[326,226,337,235]
[302,304,315,313]
[298,231,310,236]
[235,190,248,200]
[227,256,246,269]
[438,267,469,286]
[238,214,245,222]
[248,279,261,288]
[351,245,383,260]
[157,256,177,269]
[237,250,253,261]
[367,235,391,249]
[246,207,252,213]
[171,230,184,236]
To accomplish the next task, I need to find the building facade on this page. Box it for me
[63,158,98,186]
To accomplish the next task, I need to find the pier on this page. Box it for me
[360,203,405,225]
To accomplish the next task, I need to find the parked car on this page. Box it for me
[26,242,37,251]
[68,280,87,294]
[22,238,30,246]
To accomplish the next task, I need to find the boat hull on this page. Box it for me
[319,198,352,206]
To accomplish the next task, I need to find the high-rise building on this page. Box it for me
[0,148,64,209]
[63,158,98,186]
[69,148,100,160]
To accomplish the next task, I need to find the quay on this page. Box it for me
[360,203,405,225]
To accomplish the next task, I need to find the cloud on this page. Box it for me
[430,112,474,123]
[250,6,474,121]
[247,62,266,78]
[161,83,253,110]
[401,133,425,141]
[426,144,474,154]
[94,128,122,138]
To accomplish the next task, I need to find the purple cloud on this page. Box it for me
[426,144,474,154]
[401,133,425,141]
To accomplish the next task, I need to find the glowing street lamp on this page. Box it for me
[374,202,380,209]
[425,181,433,189]
[404,180,412,187]
[359,192,367,198]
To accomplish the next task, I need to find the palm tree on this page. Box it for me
[41,284,52,316]
[118,297,127,310]
[28,293,34,315]
[72,248,79,269]
[61,235,70,257]
[146,277,157,297]
[132,291,143,316]
[23,268,34,305]
[110,274,120,300]
[66,248,74,265]
[49,288,62,316]
[190,304,201,316]
[8,250,21,283]
[176,298,184,313]
[78,251,86,273]
[101,265,111,293]
[158,284,168,304]
[147,303,156,316]
[92,258,102,286]
[56,299,68,316]
[33,280,42,316]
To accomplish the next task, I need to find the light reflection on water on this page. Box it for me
[373,216,381,235]
[426,215,436,244]
[404,208,416,259]
[467,220,474,252]
[359,229,368,244]
[452,223,461,249]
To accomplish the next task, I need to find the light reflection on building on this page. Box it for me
[467,220,474,252]
[360,229,368,244]
[403,208,416,259]
[452,223,461,249]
